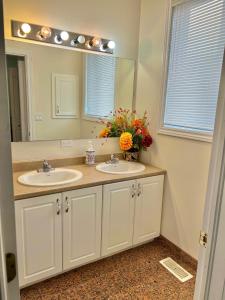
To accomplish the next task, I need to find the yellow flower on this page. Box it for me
[120,132,133,151]
[99,128,110,138]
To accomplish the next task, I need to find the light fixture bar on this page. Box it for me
[11,20,115,54]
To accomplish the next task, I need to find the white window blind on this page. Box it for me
[84,54,116,118]
[163,0,225,134]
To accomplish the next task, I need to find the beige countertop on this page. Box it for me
[13,163,166,200]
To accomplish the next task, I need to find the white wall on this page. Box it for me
[136,0,212,259]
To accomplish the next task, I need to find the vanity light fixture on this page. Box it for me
[11,20,115,54]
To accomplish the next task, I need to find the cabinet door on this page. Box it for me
[133,175,164,245]
[63,186,102,271]
[15,194,62,287]
[102,180,135,256]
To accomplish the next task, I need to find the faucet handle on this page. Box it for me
[111,154,116,160]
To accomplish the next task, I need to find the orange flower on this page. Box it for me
[132,119,143,128]
[99,128,110,138]
[119,132,133,151]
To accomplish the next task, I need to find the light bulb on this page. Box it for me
[71,35,86,46]
[107,40,115,50]
[60,31,69,41]
[54,35,62,44]
[21,23,31,34]
[37,26,52,40]
[40,26,51,39]
[77,35,85,44]
[91,37,102,47]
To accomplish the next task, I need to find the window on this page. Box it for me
[161,0,225,141]
[84,54,116,119]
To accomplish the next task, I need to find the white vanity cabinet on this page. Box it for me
[101,180,136,256]
[101,175,164,256]
[62,186,102,271]
[15,193,63,287]
[133,176,164,245]
[15,174,164,287]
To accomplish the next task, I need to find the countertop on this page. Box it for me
[13,163,166,200]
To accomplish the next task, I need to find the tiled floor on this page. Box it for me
[21,237,197,300]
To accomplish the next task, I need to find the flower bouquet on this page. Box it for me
[99,108,153,161]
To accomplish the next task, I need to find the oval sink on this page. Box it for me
[96,160,145,175]
[18,168,83,187]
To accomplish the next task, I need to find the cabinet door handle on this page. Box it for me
[65,197,69,213]
[56,199,60,215]
[131,184,136,198]
[137,183,141,197]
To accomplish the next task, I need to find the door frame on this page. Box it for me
[194,51,225,299]
[0,0,20,298]
[5,41,34,141]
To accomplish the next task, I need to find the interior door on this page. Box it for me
[194,53,225,299]
[0,1,20,298]
[15,194,63,287]
[133,175,164,245]
[102,180,135,256]
[63,186,102,271]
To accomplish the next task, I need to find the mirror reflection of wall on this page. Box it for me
[6,40,135,142]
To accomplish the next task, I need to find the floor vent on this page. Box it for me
[159,257,193,282]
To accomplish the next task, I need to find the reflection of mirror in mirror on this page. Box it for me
[5,40,135,142]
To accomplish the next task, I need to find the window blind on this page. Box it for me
[85,54,116,118]
[164,0,225,134]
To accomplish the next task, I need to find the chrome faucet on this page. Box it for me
[38,160,54,173]
[106,154,119,164]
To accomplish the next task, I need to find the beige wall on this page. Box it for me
[136,0,212,259]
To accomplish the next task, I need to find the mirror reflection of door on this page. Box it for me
[6,54,29,142]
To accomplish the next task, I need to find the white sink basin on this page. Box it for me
[96,160,145,175]
[18,168,83,187]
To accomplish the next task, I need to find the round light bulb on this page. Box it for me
[108,40,115,50]
[77,35,85,44]
[21,23,31,34]
[40,26,52,39]
[91,37,101,47]
[60,31,69,41]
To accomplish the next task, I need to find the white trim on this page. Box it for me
[194,52,225,299]
[5,40,34,140]
[172,0,191,7]
[158,0,173,135]
[158,0,218,143]
[158,128,213,143]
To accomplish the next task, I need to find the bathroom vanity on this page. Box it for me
[13,162,165,287]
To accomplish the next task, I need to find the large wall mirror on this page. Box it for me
[5,39,135,142]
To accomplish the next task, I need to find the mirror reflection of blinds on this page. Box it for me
[164,0,225,133]
[85,54,116,118]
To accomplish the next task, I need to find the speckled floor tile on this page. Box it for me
[20,237,197,300]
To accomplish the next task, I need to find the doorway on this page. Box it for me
[6,54,29,142]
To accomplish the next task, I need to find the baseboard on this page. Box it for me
[158,235,198,269]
